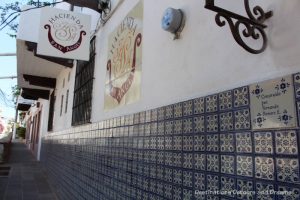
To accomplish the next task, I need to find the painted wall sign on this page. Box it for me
[250,75,297,129]
[37,7,91,61]
[104,1,143,110]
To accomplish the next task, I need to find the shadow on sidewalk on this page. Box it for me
[0,140,57,200]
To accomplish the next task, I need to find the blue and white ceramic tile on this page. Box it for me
[255,157,274,180]
[151,109,158,122]
[183,170,193,188]
[173,136,182,151]
[206,94,218,113]
[219,90,233,111]
[206,134,219,152]
[173,169,182,185]
[234,109,251,130]
[236,132,252,153]
[276,158,299,183]
[194,135,205,151]
[206,114,219,133]
[194,153,206,171]
[220,111,234,132]
[157,107,165,121]
[297,101,300,126]
[194,172,206,191]
[173,186,182,200]
[236,179,254,200]
[275,130,298,155]
[254,132,273,154]
[221,176,235,198]
[183,136,193,151]
[207,154,219,172]
[193,97,205,115]
[237,156,253,177]
[165,120,173,135]
[164,183,173,199]
[220,134,234,152]
[277,186,300,200]
[174,119,182,135]
[173,102,182,118]
[207,174,219,192]
[183,188,193,200]
[194,115,205,133]
[221,155,235,175]
[183,100,193,117]
[183,118,193,134]
[183,153,193,169]
[165,105,173,119]
[294,73,300,98]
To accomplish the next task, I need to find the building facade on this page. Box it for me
[17,0,300,199]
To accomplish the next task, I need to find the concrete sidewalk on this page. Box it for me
[0,140,57,200]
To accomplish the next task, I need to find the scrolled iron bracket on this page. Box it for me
[205,0,273,54]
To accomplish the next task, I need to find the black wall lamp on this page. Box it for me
[205,0,273,54]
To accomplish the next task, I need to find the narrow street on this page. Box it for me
[0,140,57,200]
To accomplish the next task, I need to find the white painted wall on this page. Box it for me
[51,0,300,131]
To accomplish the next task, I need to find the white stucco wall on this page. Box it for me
[51,0,300,131]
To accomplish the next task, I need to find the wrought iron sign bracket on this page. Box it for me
[205,0,273,54]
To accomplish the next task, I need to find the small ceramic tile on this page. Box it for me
[173,153,182,167]
[294,73,300,98]
[165,105,173,120]
[173,136,182,151]
[151,109,158,122]
[277,186,300,200]
[183,100,193,117]
[157,151,164,165]
[183,170,193,188]
[194,115,205,133]
[220,134,234,152]
[165,120,174,135]
[164,183,173,199]
[220,176,235,198]
[194,153,206,171]
[165,137,172,151]
[157,107,165,121]
[236,179,253,200]
[183,188,193,200]
[173,169,182,185]
[234,109,251,130]
[234,86,249,108]
[220,111,234,132]
[206,94,218,113]
[157,122,164,135]
[207,154,219,172]
[207,174,219,191]
[256,182,274,200]
[255,157,274,180]
[237,156,253,177]
[157,182,164,196]
[150,122,157,135]
[183,136,193,151]
[276,158,299,183]
[173,186,182,200]
[275,130,298,155]
[139,111,146,123]
[165,152,173,166]
[194,135,205,151]
[134,113,140,124]
[145,110,151,123]
[174,102,182,118]
[254,132,273,154]
[144,123,151,136]
[174,119,182,135]
[194,172,205,190]
[221,155,235,175]
[193,97,205,115]
[206,134,219,152]
[219,90,233,111]
[236,132,252,153]
[206,114,219,133]
[183,118,193,134]
[164,168,173,183]
[183,153,193,169]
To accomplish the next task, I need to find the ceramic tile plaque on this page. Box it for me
[250,75,297,130]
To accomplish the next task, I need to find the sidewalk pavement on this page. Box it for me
[0,140,57,200]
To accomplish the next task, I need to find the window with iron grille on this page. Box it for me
[72,37,96,126]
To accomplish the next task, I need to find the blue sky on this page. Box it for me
[0,0,25,119]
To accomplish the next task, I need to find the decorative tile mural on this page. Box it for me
[42,73,300,200]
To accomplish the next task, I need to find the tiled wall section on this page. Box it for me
[41,73,300,200]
